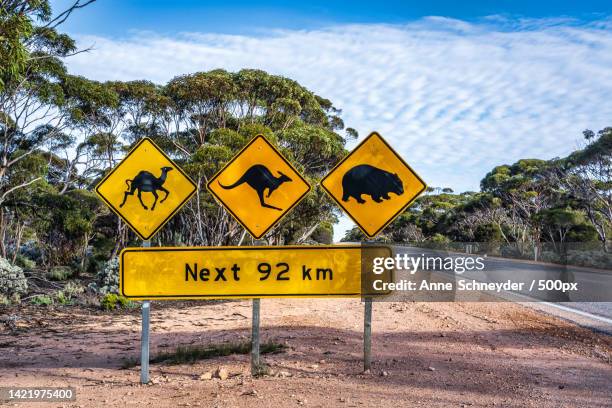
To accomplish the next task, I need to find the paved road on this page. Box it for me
[391,246,612,333]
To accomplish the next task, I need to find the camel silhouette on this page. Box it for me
[119,166,173,211]
[218,164,291,211]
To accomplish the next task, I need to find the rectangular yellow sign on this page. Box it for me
[120,245,390,299]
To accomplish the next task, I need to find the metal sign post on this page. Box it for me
[251,238,266,375]
[363,297,372,372]
[251,298,261,375]
[140,240,151,384]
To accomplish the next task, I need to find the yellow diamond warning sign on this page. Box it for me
[207,135,311,239]
[321,131,426,238]
[96,138,197,240]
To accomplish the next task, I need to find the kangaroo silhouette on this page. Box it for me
[218,164,292,211]
[119,166,173,211]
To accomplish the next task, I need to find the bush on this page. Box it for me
[0,257,27,302]
[539,251,562,264]
[30,294,53,306]
[63,281,85,297]
[566,250,612,270]
[47,266,73,281]
[89,257,119,295]
[54,283,85,305]
[14,254,36,270]
[100,293,132,311]
[55,291,72,305]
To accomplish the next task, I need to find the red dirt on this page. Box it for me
[1,299,611,407]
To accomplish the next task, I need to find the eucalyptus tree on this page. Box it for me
[144,69,350,246]
[562,128,612,250]
[0,0,95,260]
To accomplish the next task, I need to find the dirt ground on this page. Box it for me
[1,299,611,408]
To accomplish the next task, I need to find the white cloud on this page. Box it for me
[65,17,612,239]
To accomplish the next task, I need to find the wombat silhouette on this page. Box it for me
[119,166,173,211]
[341,164,403,204]
[219,164,292,211]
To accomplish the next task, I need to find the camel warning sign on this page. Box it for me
[95,138,197,240]
[207,135,311,239]
[321,131,426,238]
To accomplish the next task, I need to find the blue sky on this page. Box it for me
[51,1,612,239]
[56,1,611,36]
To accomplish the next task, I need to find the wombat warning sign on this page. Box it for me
[207,135,311,239]
[321,132,426,238]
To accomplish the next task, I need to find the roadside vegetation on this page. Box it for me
[345,128,612,269]
[0,1,348,306]
[0,1,610,308]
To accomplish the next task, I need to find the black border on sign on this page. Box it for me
[95,137,197,241]
[206,134,311,239]
[320,131,427,238]
[120,245,363,298]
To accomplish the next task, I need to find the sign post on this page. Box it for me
[363,297,372,372]
[140,300,150,384]
[95,138,196,384]
[140,241,151,384]
[320,131,426,371]
[251,298,261,375]
[251,239,266,375]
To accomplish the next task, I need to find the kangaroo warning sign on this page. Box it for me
[96,138,197,240]
[120,245,393,299]
[207,135,311,239]
[321,131,426,238]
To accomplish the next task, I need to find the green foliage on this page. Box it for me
[46,266,73,281]
[55,290,72,305]
[54,282,84,305]
[429,233,451,244]
[14,254,36,270]
[100,293,132,311]
[0,257,27,299]
[310,222,334,244]
[89,257,119,295]
[566,250,612,269]
[30,294,53,306]
[2,0,611,281]
[34,189,103,269]
[474,224,502,243]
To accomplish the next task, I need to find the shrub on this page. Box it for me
[539,251,562,264]
[30,294,53,306]
[55,291,72,305]
[100,293,132,311]
[47,266,73,281]
[14,254,36,270]
[0,257,27,302]
[89,257,119,295]
[63,282,85,297]
[54,283,84,305]
[566,250,612,270]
